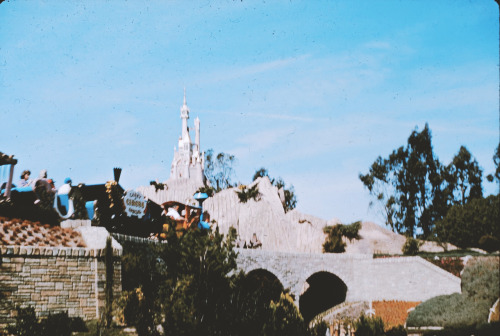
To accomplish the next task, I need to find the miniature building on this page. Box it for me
[170,90,205,185]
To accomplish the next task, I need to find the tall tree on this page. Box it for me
[434,194,499,250]
[486,144,500,185]
[204,149,236,192]
[444,146,483,205]
[360,124,443,238]
[252,167,274,184]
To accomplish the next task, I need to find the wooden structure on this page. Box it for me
[0,151,18,198]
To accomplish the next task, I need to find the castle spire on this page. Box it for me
[180,89,190,138]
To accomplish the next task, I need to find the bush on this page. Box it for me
[402,237,422,255]
[424,257,463,277]
[307,319,328,336]
[461,257,499,301]
[338,221,361,241]
[7,306,41,336]
[386,325,407,336]
[407,257,500,328]
[322,225,346,253]
[434,194,499,250]
[478,235,500,253]
[354,314,385,336]
[40,312,73,336]
[235,184,261,203]
[264,293,307,336]
[422,322,500,336]
[7,307,85,336]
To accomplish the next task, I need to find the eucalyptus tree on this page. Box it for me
[204,149,237,192]
[443,146,483,206]
[360,124,444,238]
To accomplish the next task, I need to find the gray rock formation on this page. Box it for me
[136,178,204,206]
[204,177,338,253]
[137,176,456,254]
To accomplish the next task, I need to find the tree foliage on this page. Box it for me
[354,315,385,336]
[486,144,500,184]
[322,221,362,253]
[402,237,422,256]
[204,149,236,192]
[6,307,85,336]
[322,225,346,253]
[444,146,483,206]
[360,124,486,239]
[434,194,499,250]
[264,293,308,336]
[235,184,261,203]
[118,226,323,336]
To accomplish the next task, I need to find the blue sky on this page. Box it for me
[0,0,498,224]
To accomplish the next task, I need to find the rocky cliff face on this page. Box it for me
[137,176,455,254]
[203,177,339,253]
[137,178,204,206]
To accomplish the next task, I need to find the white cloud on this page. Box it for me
[364,40,392,50]
[229,126,297,160]
[196,55,311,84]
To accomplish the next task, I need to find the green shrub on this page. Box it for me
[478,235,500,253]
[402,237,422,255]
[195,185,215,197]
[39,312,73,336]
[354,314,385,336]
[434,194,499,250]
[307,319,328,336]
[461,257,499,301]
[422,322,500,336]
[7,306,41,336]
[264,293,307,336]
[386,325,407,336]
[7,307,84,336]
[407,257,500,328]
[322,225,346,253]
[235,184,261,203]
[424,257,464,277]
[338,221,361,241]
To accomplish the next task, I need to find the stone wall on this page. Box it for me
[0,246,121,327]
[236,249,461,305]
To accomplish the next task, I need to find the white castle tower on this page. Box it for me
[170,90,205,184]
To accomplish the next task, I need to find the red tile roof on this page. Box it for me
[373,301,421,329]
[0,217,86,247]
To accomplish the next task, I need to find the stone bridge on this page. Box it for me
[236,249,461,320]
[111,233,461,321]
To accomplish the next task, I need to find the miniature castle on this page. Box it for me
[170,90,205,184]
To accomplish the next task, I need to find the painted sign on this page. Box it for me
[124,190,147,218]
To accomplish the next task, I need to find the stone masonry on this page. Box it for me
[0,246,121,327]
[236,249,461,306]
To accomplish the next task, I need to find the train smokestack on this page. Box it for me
[113,167,122,183]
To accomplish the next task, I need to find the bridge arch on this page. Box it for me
[242,268,284,302]
[298,270,348,323]
[240,263,288,293]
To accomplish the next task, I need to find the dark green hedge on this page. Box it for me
[407,257,499,328]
